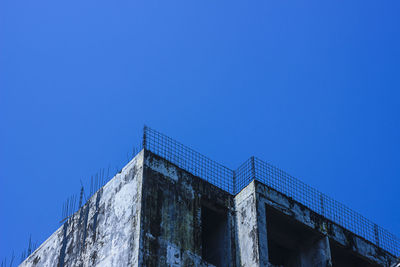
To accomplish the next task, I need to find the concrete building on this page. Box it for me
[20,128,399,267]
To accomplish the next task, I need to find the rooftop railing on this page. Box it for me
[143,126,400,257]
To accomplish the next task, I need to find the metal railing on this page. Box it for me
[144,126,234,193]
[143,126,400,257]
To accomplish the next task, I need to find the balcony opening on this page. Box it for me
[330,240,379,267]
[201,203,228,267]
[266,204,321,266]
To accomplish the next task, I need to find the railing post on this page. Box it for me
[374,224,380,247]
[251,156,256,180]
[142,125,147,150]
[320,193,325,217]
[232,171,236,195]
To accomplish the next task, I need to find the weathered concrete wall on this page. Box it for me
[254,181,397,267]
[140,152,235,267]
[20,151,144,267]
[285,236,332,267]
[234,182,268,267]
[19,151,397,267]
[300,236,332,267]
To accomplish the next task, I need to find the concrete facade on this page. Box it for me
[20,150,144,267]
[20,150,398,267]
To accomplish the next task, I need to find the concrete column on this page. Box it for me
[235,181,268,267]
[255,193,269,267]
[288,236,332,267]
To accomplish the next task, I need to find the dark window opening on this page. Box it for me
[330,241,379,267]
[266,204,321,266]
[268,238,296,265]
[201,204,228,267]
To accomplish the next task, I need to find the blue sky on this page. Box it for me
[1,0,399,262]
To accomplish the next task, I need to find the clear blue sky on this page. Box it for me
[1,0,399,262]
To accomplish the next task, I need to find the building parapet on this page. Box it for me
[143,126,400,258]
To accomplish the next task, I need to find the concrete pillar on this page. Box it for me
[235,181,268,267]
[287,236,332,267]
[256,192,269,267]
